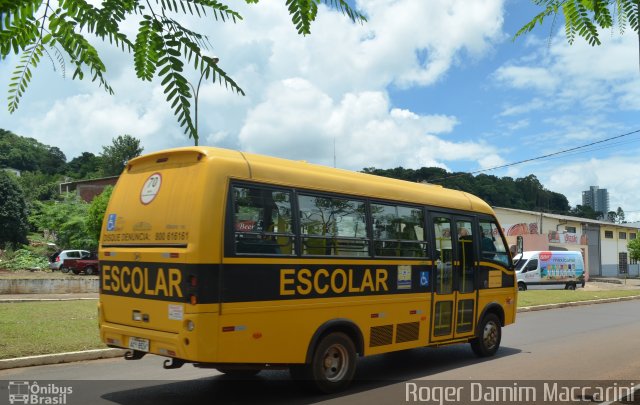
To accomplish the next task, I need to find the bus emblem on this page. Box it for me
[141,173,162,205]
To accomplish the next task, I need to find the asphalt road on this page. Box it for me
[1,300,639,405]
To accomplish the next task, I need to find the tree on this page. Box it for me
[17,171,60,202]
[616,206,626,223]
[100,134,143,176]
[516,1,639,68]
[517,1,639,46]
[1,1,365,145]
[0,128,66,173]
[66,152,102,179]
[628,237,640,262]
[29,192,95,250]
[0,171,29,248]
[607,210,618,223]
[86,186,113,243]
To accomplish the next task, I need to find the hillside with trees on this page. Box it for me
[0,128,139,268]
[362,167,600,219]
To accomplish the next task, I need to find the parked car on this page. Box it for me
[49,250,91,272]
[62,252,99,275]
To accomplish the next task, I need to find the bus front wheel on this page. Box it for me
[518,282,527,291]
[293,332,357,394]
[470,313,501,357]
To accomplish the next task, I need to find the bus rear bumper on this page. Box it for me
[100,316,219,363]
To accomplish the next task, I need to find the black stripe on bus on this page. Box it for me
[99,261,513,303]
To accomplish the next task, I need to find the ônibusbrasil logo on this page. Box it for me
[8,381,73,404]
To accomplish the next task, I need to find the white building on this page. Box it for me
[494,207,639,278]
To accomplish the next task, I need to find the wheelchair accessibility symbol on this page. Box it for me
[420,271,429,287]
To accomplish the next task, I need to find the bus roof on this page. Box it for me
[127,146,495,216]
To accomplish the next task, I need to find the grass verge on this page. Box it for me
[0,301,105,360]
[517,289,640,307]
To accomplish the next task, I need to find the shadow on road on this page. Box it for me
[101,345,521,404]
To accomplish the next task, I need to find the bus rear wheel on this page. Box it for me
[470,313,501,357]
[565,283,576,290]
[293,332,357,394]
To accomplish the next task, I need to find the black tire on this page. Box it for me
[85,266,95,276]
[297,332,357,394]
[60,266,69,274]
[72,269,80,275]
[216,368,260,378]
[517,282,527,291]
[470,313,501,357]
[566,283,576,290]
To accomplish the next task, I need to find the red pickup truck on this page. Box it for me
[62,252,99,275]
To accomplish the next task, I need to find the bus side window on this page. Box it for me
[232,186,294,255]
[299,194,368,256]
[372,203,427,258]
[479,220,510,266]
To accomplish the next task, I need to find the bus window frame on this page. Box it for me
[225,182,511,268]
[226,181,297,257]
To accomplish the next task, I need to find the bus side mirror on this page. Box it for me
[516,236,524,254]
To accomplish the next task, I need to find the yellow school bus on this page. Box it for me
[98,147,517,393]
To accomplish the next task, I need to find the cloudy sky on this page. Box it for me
[1,0,639,218]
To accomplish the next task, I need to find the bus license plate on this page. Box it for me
[128,337,149,352]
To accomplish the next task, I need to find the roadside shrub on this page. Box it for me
[0,249,49,271]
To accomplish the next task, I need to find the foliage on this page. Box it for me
[606,207,627,223]
[628,237,640,261]
[86,186,113,242]
[1,1,366,145]
[0,129,66,173]
[516,0,639,46]
[0,248,49,271]
[65,152,103,179]
[28,192,95,250]
[0,171,29,248]
[568,204,601,220]
[362,167,571,214]
[16,170,60,202]
[100,134,143,176]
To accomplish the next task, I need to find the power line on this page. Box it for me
[429,128,640,183]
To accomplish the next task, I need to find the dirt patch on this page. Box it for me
[583,281,640,291]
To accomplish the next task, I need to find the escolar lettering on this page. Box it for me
[102,265,183,298]
[280,268,389,296]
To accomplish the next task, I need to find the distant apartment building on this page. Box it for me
[582,186,609,215]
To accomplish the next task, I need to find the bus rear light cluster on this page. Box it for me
[106,338,121,346]
[189,294,197,305]
[189,275,197,287]
[158,348,176,357]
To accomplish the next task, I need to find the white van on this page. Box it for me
[514,251,585,291]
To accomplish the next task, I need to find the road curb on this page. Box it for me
[0,349,126,370]
[517,294,640,312]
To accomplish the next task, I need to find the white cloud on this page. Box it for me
[494,29,640,114]
[494,66,559,91]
